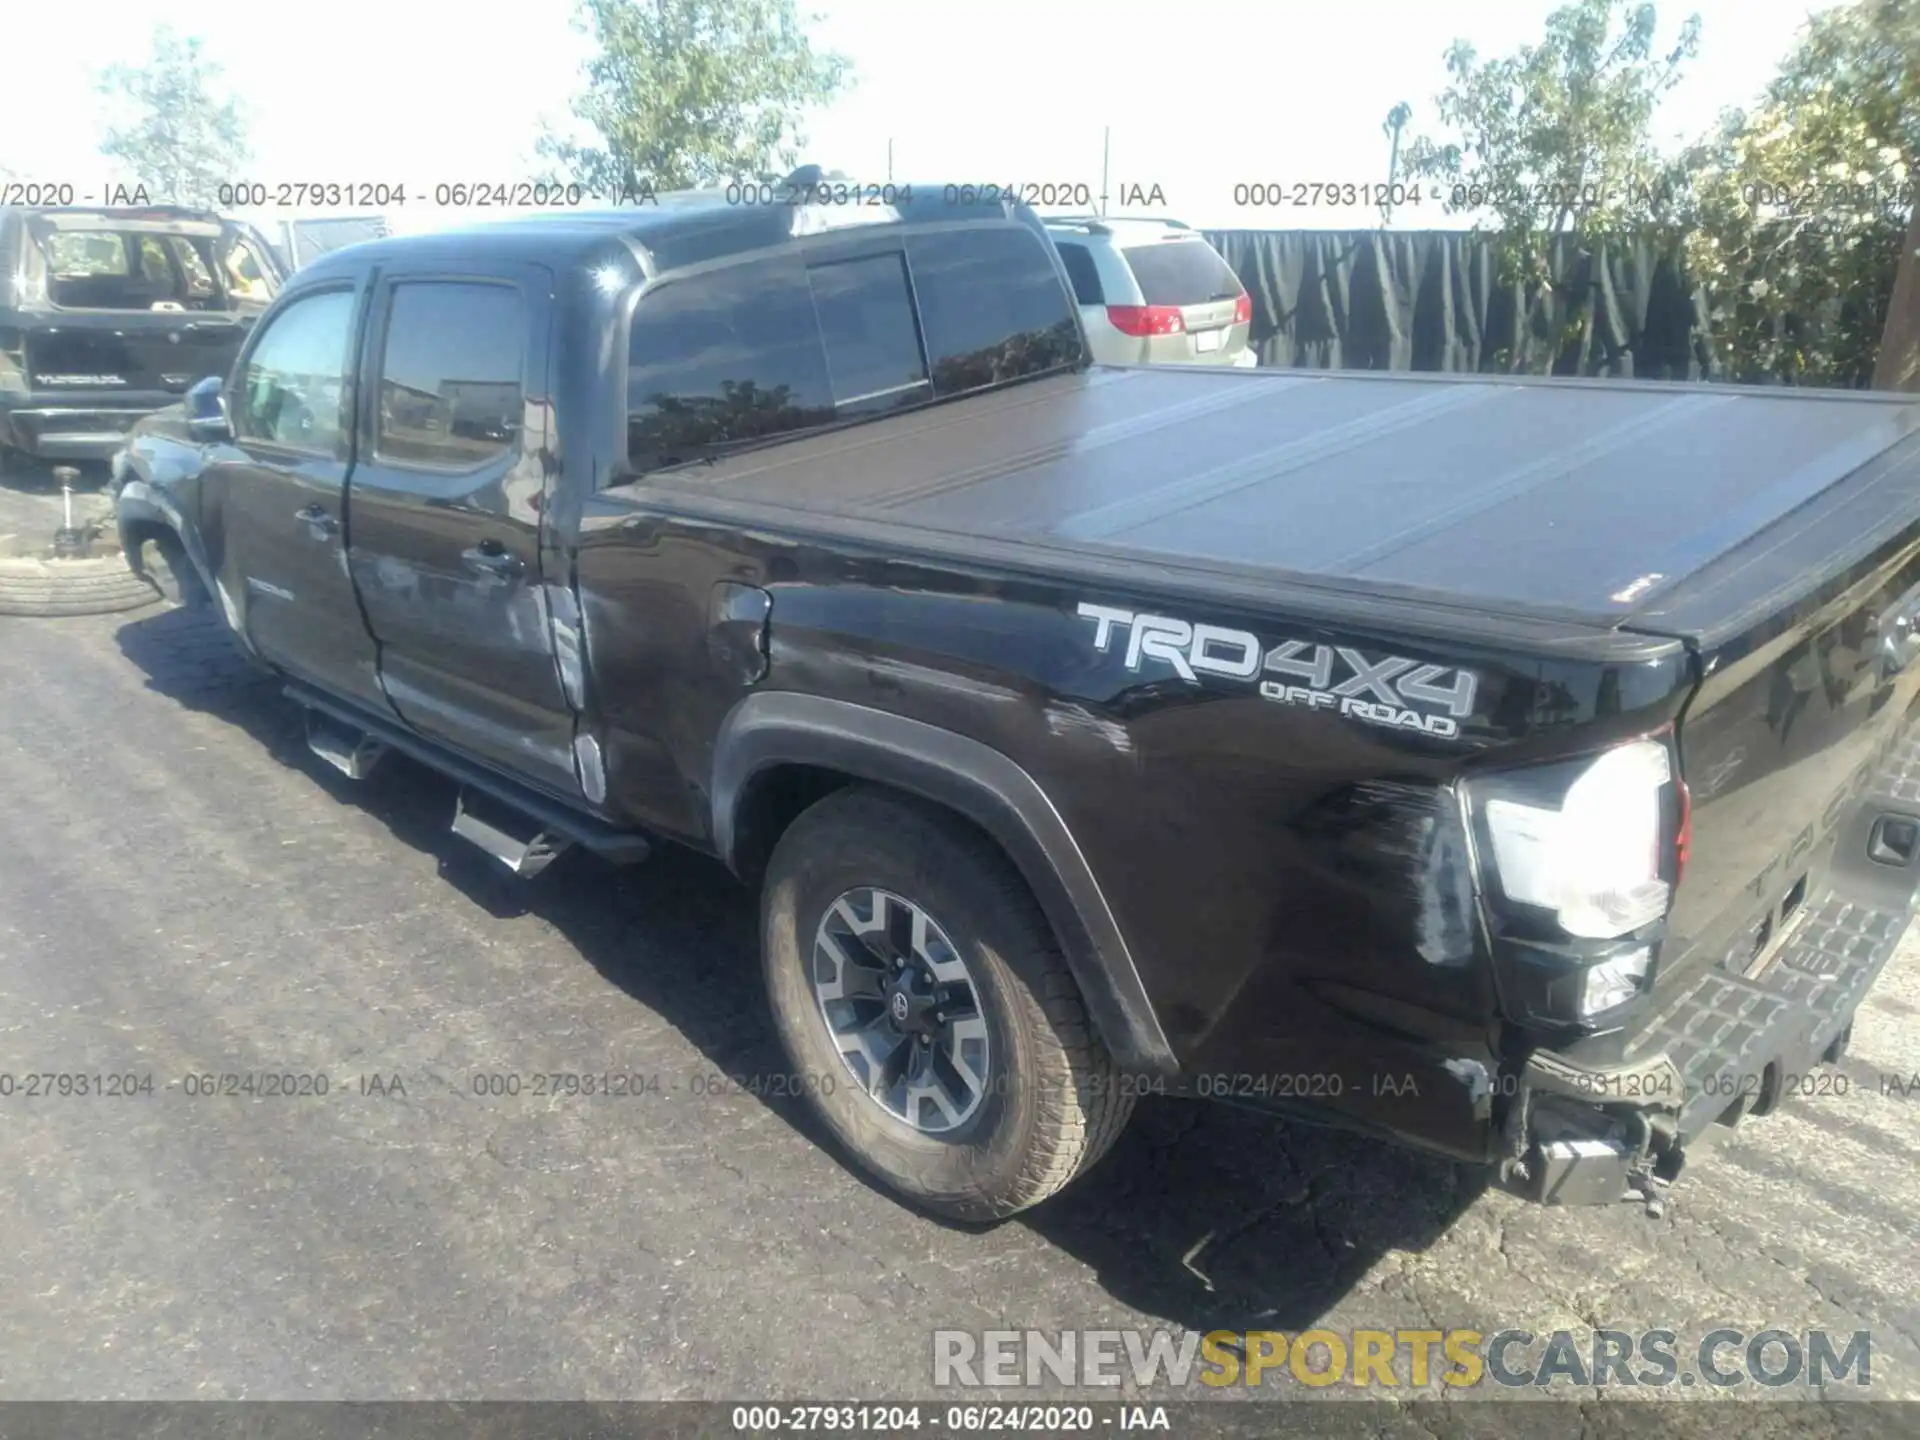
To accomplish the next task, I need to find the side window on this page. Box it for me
[906,227,1085,398]
[626,255,834,474]
[42,231,131,276]
[375,282,525,468]
[234,289,356,453]
[223,237,277,305]
[167,237,217,302]
[1053,241,1105,306]
[135,235,171,283]
[805,252,929,413]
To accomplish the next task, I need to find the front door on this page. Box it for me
[206,278,385,711]
[345,266,579,796]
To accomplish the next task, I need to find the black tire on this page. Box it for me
[134,533,209,608]
[762,786,1135,1221]
[0,553,161,617]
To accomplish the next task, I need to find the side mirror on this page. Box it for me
[185,375,233,443]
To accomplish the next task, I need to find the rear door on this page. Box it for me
[1118,235,1249,363]
[206,275,385,709]
[345,264,578,796]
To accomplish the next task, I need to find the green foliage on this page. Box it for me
[538,0,853,195]
[97,26,251,209]
[1400,0,1702,294]
[1677,0,1919,384]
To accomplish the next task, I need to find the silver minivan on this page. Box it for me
[1045,217,1255,367]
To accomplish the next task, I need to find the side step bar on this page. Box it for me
[306,708,389,780]
[451,787,572,878]
[283,682,653,871]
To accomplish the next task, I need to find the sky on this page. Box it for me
[3,0,1848,235]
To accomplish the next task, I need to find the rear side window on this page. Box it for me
[906,227,1084,396]
[1120,239,1243,307]
[42,231,130,277]
[375,282,526,468]
[1053,241,1105,306]
[806,252,930,413]
[627,255,834,472]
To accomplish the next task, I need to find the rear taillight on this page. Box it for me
[1233,292,1252,326]
[1105,304,1186,337]
[1674,775,1693,885]
[1465,735,1688,1027]
[1479,739,1675,940]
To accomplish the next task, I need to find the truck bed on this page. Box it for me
[674,365,1920,643]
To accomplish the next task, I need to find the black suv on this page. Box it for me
[0,205,285,471]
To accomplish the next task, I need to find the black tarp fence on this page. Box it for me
[1201,228,1887,385]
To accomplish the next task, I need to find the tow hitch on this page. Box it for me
[1499,1088,1683,1216]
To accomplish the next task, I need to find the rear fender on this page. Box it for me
[711,690,1177,1074]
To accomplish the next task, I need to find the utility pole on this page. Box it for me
[1099,127,1110,217]
[886,138,893,185]
[1875,201,1920,392]
[1381,103,1411,226]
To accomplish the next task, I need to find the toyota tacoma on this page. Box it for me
[112,173,1920,1221]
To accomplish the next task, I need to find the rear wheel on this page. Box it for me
[761,786,1135,1221]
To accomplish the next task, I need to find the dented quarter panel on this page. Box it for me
[569,497,1694,1162]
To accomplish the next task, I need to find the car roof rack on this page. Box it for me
[1044,213,1192,234]
[1043,214,1112,234]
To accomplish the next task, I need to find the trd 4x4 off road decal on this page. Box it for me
[1076,603,1480,739]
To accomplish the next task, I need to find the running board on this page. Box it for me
[305,709,389,780]
[451,787,572,878]
[282,682,654,868]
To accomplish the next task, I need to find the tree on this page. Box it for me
[538,0,852,196]
[97,27,251,208]
[1400,0,1701,293]
[1876,203,1920,390]
[1680,0,1918,385]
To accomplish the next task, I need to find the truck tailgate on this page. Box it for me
[1621,419,1920,1037]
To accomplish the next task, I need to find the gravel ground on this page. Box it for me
[1,593,1918,1433]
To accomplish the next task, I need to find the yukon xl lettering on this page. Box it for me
[113,168,1920,1221]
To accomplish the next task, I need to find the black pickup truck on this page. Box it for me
[113,178,1920,1222]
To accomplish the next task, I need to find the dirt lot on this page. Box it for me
[2,585,1918,1430]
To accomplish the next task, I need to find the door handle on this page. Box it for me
[294,504,338,538]
[461,541,525,578]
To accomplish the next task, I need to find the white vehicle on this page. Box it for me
[1044,217,1256,368]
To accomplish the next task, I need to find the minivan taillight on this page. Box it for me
[1106,304,1186,337]
[1232,292,1251,326]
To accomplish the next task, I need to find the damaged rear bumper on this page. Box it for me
[1498,737,1920,1207]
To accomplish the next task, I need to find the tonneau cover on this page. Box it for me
[686,366,1920,637]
